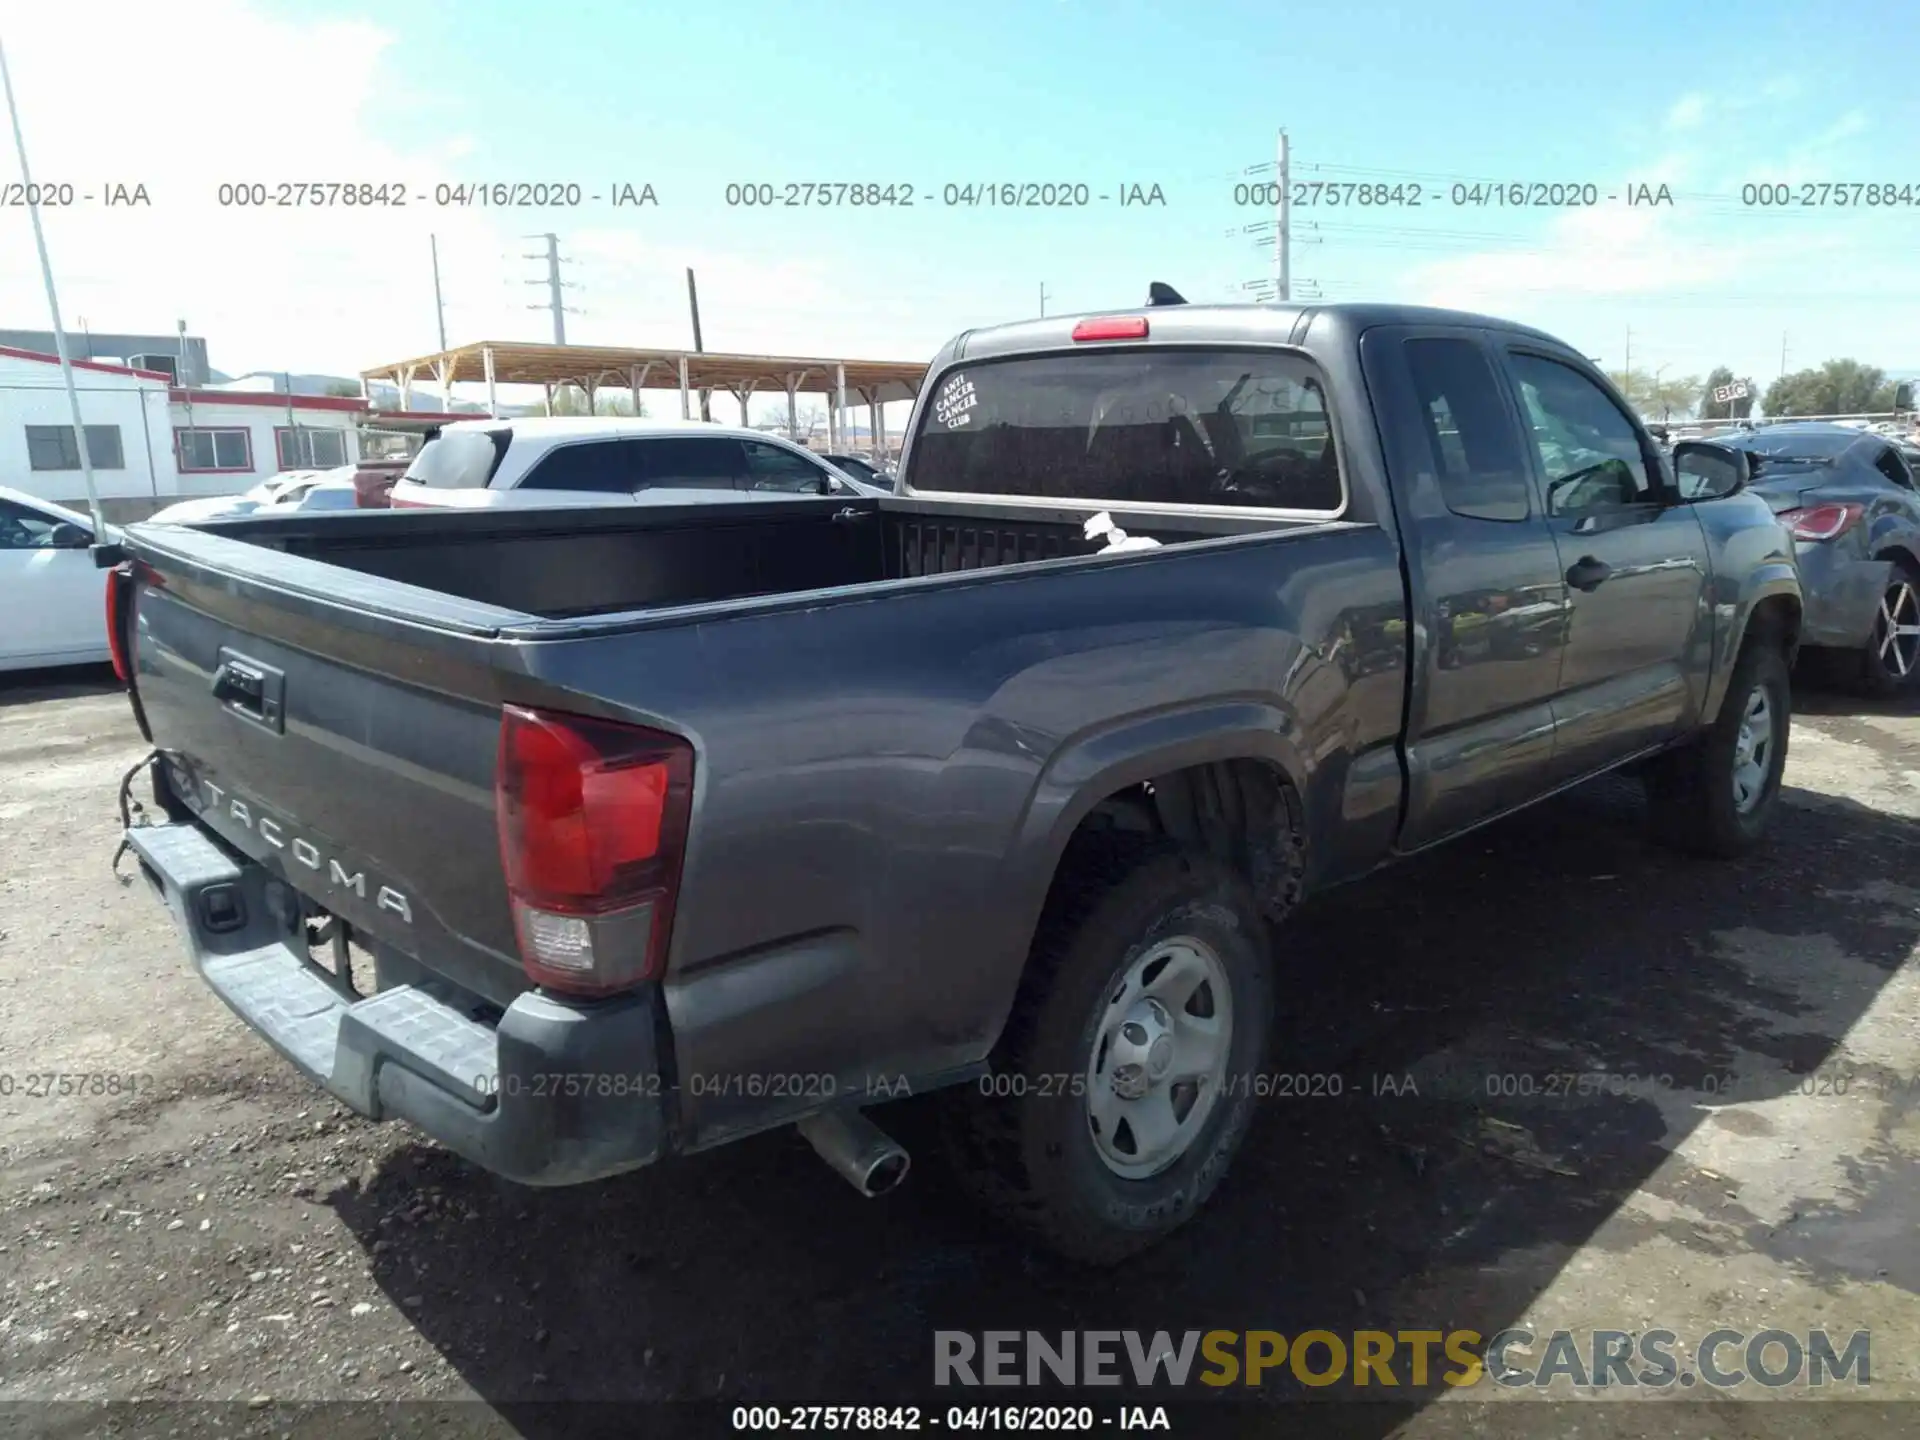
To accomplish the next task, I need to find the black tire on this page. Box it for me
[1861,556,1920,697]
[1644,637,1790,858]
[940,837,1275,1265]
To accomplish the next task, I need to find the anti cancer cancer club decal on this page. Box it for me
[935,373,979,429]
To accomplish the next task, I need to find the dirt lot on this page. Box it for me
[4,665,1920,1437]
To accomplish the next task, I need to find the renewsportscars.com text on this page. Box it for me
[933,1328,1871,1390]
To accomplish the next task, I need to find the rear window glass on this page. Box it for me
[402,427,511,489]
[520,440,646,493]
[908,349,1343,512]
[642,437,748,487]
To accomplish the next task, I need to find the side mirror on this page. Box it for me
[48,522,92,548]
[1671,440,1751,501]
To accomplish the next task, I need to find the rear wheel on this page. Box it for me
[941,839,1275,1265]
[1644,636,1790,858]
[1862,557,1920,697]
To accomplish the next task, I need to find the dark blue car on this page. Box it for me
[1722,423,1920,694]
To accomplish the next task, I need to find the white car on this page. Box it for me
[147,470,324,525]
[386,417,885,510]
[0,485,117,673]
[273,475,360,512]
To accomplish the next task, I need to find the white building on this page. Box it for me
[1,344,367,518]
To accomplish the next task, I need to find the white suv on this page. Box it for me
[387,417,887,510]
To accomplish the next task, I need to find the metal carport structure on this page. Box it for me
[358,342,928,456]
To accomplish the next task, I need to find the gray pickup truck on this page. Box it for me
[107,296,1800,1263]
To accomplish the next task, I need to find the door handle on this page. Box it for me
[210,660,263,712]
[211,649,285,731]
[1566,556,1613,592]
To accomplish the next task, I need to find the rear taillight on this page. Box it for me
[1071,315,1150,341]
[104,563,132,684]
[496,705,694,996]
[1779,502,1865,542]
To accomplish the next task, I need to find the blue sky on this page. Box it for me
[4,0,1916,418]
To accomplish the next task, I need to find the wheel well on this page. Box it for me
[1064,758,1307,922]
[1874,544,1920,579]
[1745,593,1802,667]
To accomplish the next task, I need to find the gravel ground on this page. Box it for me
[3,664,1920,1438]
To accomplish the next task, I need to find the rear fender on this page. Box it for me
[980,702,1310,1046]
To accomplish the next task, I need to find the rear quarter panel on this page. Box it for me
[1751,468,1919,651]
[512,523,1408,1146]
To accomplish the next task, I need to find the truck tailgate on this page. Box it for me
[128,527,528,1007]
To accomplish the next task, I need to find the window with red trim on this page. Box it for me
[175,427,253,473]
[275,425,351,469]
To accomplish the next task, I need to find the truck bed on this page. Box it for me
[175,494,1296,619]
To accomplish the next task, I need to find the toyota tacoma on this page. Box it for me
[104,294,1800,1263]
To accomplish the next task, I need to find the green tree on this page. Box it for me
[1608,368,1701,422]
[1606,367,1648,412]
[324,380,361,398]
[1764,359,1899,418]
[546,385,650,417]
[1648,373,1700,422]
[1699,366,1757,420]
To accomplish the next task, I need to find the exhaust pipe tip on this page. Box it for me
[798,1108,910,1197]
[864,1149,909,1196]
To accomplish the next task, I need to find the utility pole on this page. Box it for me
[1039,282,1049,317]
[0,36,105,536]
[542,233,564,344]
[430,234,448,352]
[1780,333,1788,379]
[521,233,575,345]
[1275,128,1291,302]
[1624,324,1631,382]
[685,266,711,422]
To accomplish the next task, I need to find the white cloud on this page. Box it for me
[1384,83,1918,383]
[0,0,943,393]
[1665,94,1709,132]
[1405,200,1726,309]
[1814,108,1870,146]
[0,1,503,375]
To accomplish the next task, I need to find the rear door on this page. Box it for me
[630,435,750,495]
[512,438,647,501]
[1360,326,1572,849]
[1496,347,1712,779]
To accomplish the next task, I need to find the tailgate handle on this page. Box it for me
[211,650,285,733]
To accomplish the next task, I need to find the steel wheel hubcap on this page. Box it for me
[1086,936,1233,1180]
[1731,683,1774,814]
[1877,580,1920,678]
